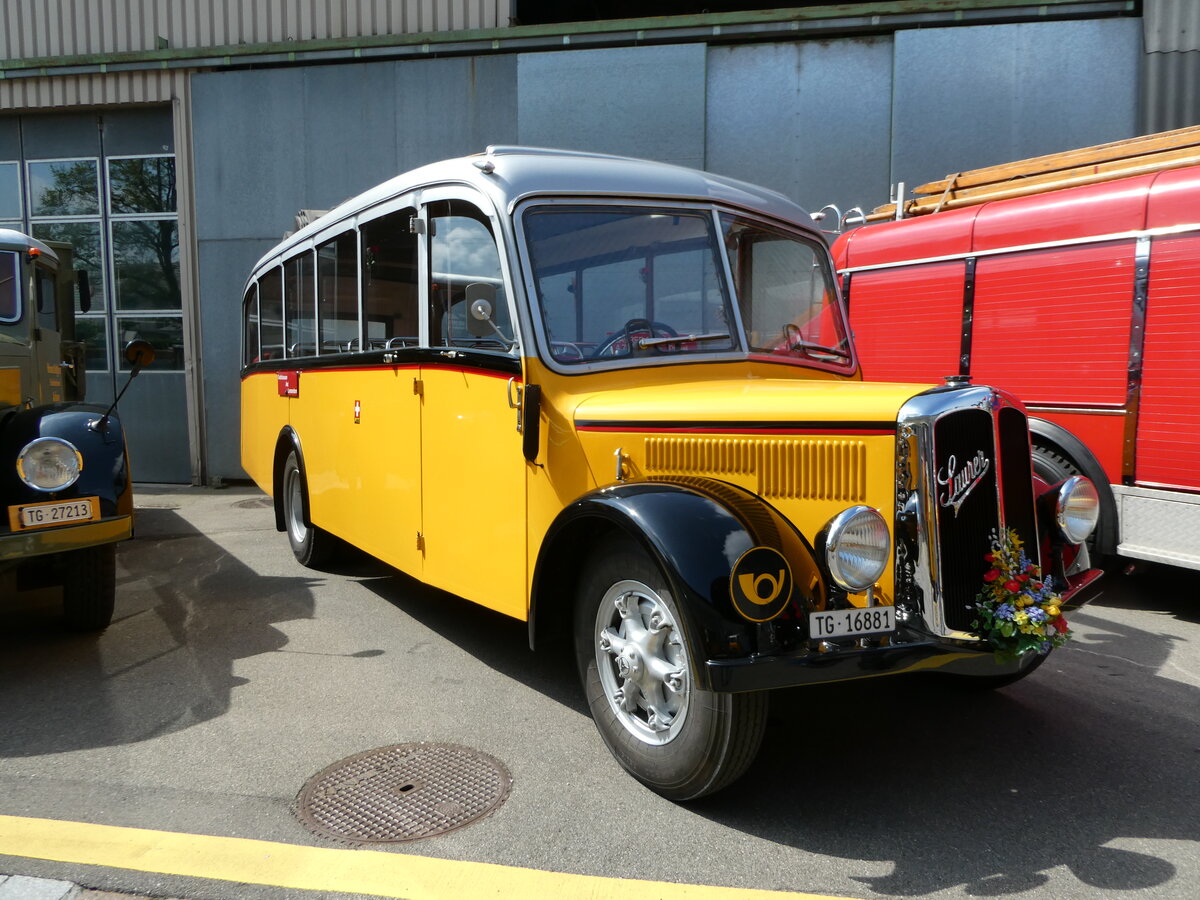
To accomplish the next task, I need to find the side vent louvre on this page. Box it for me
[644,437,867,501]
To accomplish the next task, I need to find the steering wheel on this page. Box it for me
[592,318,679,359]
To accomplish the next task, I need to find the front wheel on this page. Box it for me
[282,450,340,568]
[61,544,116,632]
[574,536,768,800]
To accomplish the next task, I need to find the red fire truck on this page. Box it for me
[830,128,1200,572]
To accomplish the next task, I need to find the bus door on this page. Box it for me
[315,208,425,578]
[416,192,528,618]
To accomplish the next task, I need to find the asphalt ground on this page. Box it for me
[1,486,1198,900]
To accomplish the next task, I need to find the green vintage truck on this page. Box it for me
[1,226,150,630]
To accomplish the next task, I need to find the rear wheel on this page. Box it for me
[61,544,116,632]
[282,451,340,568]
[574,535,768,800]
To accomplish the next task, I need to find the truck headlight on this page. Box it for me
[1055,475,1100,544]
[17,437,83,492]
[824,505,891,591]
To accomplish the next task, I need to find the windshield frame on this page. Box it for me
[0,249,24,327]
[515,197,858,377]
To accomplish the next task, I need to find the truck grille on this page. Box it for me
[898,387,1039,637]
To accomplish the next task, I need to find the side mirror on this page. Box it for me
[465,282,498,338]
[123,339,156,373]
[77,268,92,314]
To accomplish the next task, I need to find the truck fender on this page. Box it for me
[1027,417,1118,556]
[528,477,826,683]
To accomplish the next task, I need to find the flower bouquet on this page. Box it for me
[971,528,1071,663]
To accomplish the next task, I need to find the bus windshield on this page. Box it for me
[522,204,850,368]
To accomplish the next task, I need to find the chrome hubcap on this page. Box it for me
[285,467,306,545]
[594,579,689,745]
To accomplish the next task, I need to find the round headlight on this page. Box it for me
[824,505,891,592]
[1056,475,1100,544]
[17,437,83,492]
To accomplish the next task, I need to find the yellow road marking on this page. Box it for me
[0,814,859,900]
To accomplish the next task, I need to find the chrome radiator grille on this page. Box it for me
[897,386,1039,637]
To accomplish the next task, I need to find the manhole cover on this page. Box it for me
[295,743,511,843]
[233,496,273,509]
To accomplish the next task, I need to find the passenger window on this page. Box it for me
[284,252,315,357]
[317,231,358,352]
[361,209,419,350]
[258,267,284,361]
[243,283,259,366]
[428,199,513,353]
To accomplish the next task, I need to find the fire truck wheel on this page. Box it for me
[60,544,116,632]
[574,534,768,800]
[1031,444,1100,571]
[282,451,340,568]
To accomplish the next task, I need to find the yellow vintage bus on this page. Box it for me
[241,147,1101,799]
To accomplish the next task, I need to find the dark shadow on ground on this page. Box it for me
[678,565,1200,896]
[0,506,319,756]
[360,553,1199,897]
[356,563,585,716]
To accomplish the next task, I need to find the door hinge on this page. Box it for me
[416,532,425,552]
[408,216,425,234]
[413,378,424,397]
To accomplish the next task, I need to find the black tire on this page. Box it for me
[573,535,768,801]
[282,450,340,568]
[61,544,116,632]
[1031,443,1102,571]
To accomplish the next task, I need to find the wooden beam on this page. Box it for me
[868,144,1200,221]
[912,125,1200,196]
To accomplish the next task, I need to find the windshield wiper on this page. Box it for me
[638,332,732,350]
[787,338,850,362]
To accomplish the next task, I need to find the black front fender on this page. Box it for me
[530,477,826,684]
[0,403,132,518]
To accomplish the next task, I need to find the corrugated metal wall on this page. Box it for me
[0,71,178,108]
[1142,0,1200,132]
[1,0,511,60]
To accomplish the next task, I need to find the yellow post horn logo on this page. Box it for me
[730,547,793,622]
[737,571,787,606]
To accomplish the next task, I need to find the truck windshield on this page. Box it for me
[522,204,850,368]
[1,251,18,323]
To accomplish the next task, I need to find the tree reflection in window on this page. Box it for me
[109,157,176,214]
[112,219,180,310]
[28,160,100,217]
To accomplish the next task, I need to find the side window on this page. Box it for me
[36,265,57,331]
[361,209,419,349]
[243,283,259,366]
[317,231,358,352]
[258,266,284,361]
[428,199,513,353]
[0,251,18,323]
[284,251,315,357]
